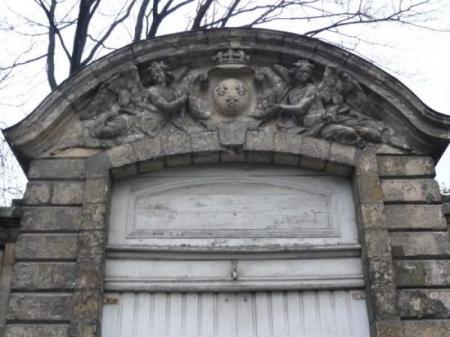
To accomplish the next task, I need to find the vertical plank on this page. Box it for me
[198,293,215,337]
[217,292,237,337]
[168,293,183,337]
[184,293,199,337]
[236,292,254,337]
[333,291,351,337]
[152,293,167,336]
[302,291,319,337]
[318,291,335,337]
[286,291,302,337]
[118,293,136,337]
[254,292,271,337]
[270,292,288,336]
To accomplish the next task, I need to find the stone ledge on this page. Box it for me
[381,179,441,203]
[7,293,72,321]
[20,207,82,232]
[398,289,450,319]
[15,233,78,260]
[377,156,435,177]
[11,262,76,290]
[28,159,86,180]
[394,260,450,287]
[390,232,449,257]
[4,324,69,337]
[402,319,450,337]
[384,204,447,230]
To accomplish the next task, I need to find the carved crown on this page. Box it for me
[213,49,250,65]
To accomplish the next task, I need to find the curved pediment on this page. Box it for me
[4,28,450,169]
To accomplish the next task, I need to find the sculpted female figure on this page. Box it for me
[133,61,187,136]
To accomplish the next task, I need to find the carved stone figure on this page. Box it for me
[261,59,409,149]
[60,49,409,151]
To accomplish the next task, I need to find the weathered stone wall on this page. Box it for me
[2,130,449,337]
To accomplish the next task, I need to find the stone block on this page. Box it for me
[7,293,72,321]
[325,162,353,177]
[165,154,192,167]
[76,260,103,289]
[77,230,105,260]
[138,158,165,173]
[355,151,378,176]
[15,234,78,260]
[273,132,302,154]
[21,207,82,231]
[381,179,441,203]
[247,151,273,163]
[106,143,137,168]
[85,152,111,179]
[372,320,403,337]
[356,175,384,203]
[72,290,102,320]
[23,182,51,205]
[398,289,450,318]
[191,131,220,152]
[52,181,85,205]
[193,152,220,164]
[377,156,435,177]
[390,232,449,257]
[384,204,446,230]
[273,153,298,166]
[12,262,76,290]
[329,142,356,166]
[220,150,246,162]
[217,123,247,148]
[28,159,85,179]
[81,204,107,230]
[394,260,450,287]
[299,136,330,160]
[402,320,450,337]
[359,202,386,229]
[161,131,192,156]
[299,156,326,171]
[366,257,399,319]
[111,163,138,179]
[68,321,98,337]
[364,229,392,258]
[5,325,69,337]
[245,131,274,152]
[84,178,110,204]
[132,136,162,162]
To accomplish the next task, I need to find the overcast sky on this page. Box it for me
[1,0,449,202]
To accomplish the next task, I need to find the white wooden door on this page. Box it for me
[102,290,369,337]
[102,165,370,337]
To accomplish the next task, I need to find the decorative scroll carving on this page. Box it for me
[64,49,410,151]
